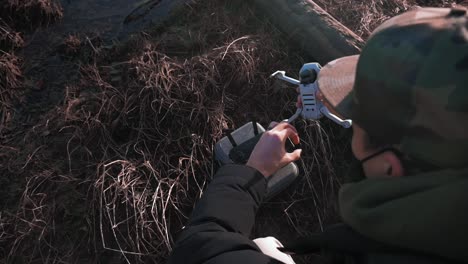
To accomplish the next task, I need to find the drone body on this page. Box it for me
[271,63,352,128]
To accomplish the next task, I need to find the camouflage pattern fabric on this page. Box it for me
[331,7,468,169]
[339,166,468,262]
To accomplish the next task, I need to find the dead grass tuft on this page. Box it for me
[0,19,24,50]
[2,169,86,263]
[63,35,82,56]
[0,52,22,133]
[89,35,299,260]
[0,0,63,30]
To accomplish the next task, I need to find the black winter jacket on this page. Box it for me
[167,165,457,264]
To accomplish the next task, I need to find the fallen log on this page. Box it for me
[254,0,365,64]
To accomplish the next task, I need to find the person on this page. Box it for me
[168,6,468,264]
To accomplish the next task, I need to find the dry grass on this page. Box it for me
[314,0,467,39]
[86,29,310,262]
[62,35,82,56]
[0,0,63,29]
[0,19,24,51]
[0,52,22,133]
[0,0,345,262]
[0,1,309,262]
[1,0,464,263]
[0,0,63,133]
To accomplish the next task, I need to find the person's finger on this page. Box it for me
[291,133,300,145]
[316,90,325,102]
[284,149,302,163]
[275,122,298,134]
[268,121,279,130]
[271,122,285,132]
[281,127,300,145]
[296,95,302,108]
[274,127,300,146]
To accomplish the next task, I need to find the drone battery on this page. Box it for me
[214,121,299,199]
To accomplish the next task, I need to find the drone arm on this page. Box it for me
[270,71,300,85]
[285,108,302,124]
[320,106,352,128]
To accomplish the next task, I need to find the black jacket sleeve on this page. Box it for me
[168,164,283,264]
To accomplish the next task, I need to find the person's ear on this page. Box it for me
[381,151,404,177]
[362,152,404,178]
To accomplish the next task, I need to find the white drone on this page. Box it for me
[271,63,352,128]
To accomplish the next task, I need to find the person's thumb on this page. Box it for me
[284,149,302,163]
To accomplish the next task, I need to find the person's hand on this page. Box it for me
[246,122,302,177]
[296,87,302,108]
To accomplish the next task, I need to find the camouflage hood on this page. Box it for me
[339,167,468,262]
[318,7,468,169]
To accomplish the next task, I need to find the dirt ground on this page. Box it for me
[0,0,466,263]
